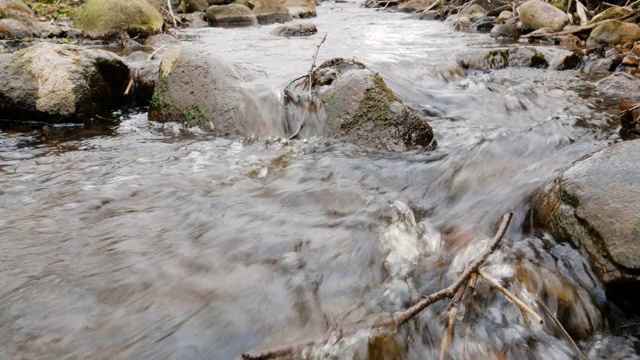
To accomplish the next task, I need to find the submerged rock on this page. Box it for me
[144,34,181,47]
[272,21,317,36]
[518,0,568,32]
[206,4,258,26]
[535,140,640,294]
[0,43,129,122]
[285,59,436,151]
[587,20,640,47]
[458,47,546,70]
[595,72,640,98]
[490,23,521,41]
[284,0,316,18]
[148,45,266,134]
[419,10,439,20]
[252,0,292,24]
[74,0,164,39]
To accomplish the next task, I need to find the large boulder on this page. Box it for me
[518,0,569,32]
[535,140,640,304]
[587,20,640,47]
[252,0,292,24]
[74,0,164,39]
[284,59,436,151]
[148,46,266,134]
[0,43,130,122]
[206,4,258,26]
[284,0,316,18]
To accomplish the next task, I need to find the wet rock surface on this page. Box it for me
[148,45,266,134]
[285,59,435,151]
[518,0,569,32]
[272,20,317,36]
[587,20,640,47]
[535,140,640,300]
[205,3,258,26]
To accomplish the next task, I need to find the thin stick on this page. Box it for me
[241,213,513,360]
[478,268,543,325]
[307,34,328,96]
[147,45,167,61]
[616,103,640,120]
[439,282,468,360]
[167,0,178,28]
[537,298,588,360]
[124,77,135,95]
[288,34,328,140]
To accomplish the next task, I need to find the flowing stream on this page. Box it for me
[1,2,638,359]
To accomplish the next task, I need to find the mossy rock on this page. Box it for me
[206,4,258,26]
[590,6,633,23]
[587,19,640,46]
[0,0,33,21]
[74,0,164,39]
[284,58,436,151]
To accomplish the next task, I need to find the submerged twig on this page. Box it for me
[478,268,544,325]
[439,281,469,360]
[147,45,167,61]
[241,213,514,360]
[537,298,588,360]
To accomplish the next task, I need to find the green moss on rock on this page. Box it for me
[74,0,164,39]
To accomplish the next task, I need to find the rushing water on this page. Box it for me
[0,2,637,359]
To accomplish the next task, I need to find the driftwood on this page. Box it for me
[241,213,514,360]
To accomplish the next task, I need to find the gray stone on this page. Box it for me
[184,0,210,12]
[206,4,258,26]
[252,0,292,24]
[272,21,317,36]
[144,34,181,47]
[497,10,513,21]
[535,140,640,286]
[490,23,520,40]
[419,10,439,20]
[148,45,267,134]
[0,43,130,122]
[284,0,316,18]
[518,0,569,31]
[457,47,547,70]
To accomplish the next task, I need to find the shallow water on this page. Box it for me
[0,2,637,359]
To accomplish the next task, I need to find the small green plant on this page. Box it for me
[552,2,564,9]
[185,108,206,127]
[150,93,162,109]
[60,38,76,45]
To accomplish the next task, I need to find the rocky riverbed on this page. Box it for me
[2,0,640,359]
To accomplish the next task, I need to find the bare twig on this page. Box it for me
[124,77,135,96]
[147,45,167,61]
[167,0,178,28]
[241,213,514,360]
[478,268,543,325]
[439,281,469,360]
[537,298,588,360]
[576,0,589,26]
[288,34,328,140]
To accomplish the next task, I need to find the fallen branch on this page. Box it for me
[167,0,178,28]
[124,75,135,96]
[616,103,640,120]
[537,297,588,360]
[147,45,167,61]
[241,213,513,360]
[478,268,543,325]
